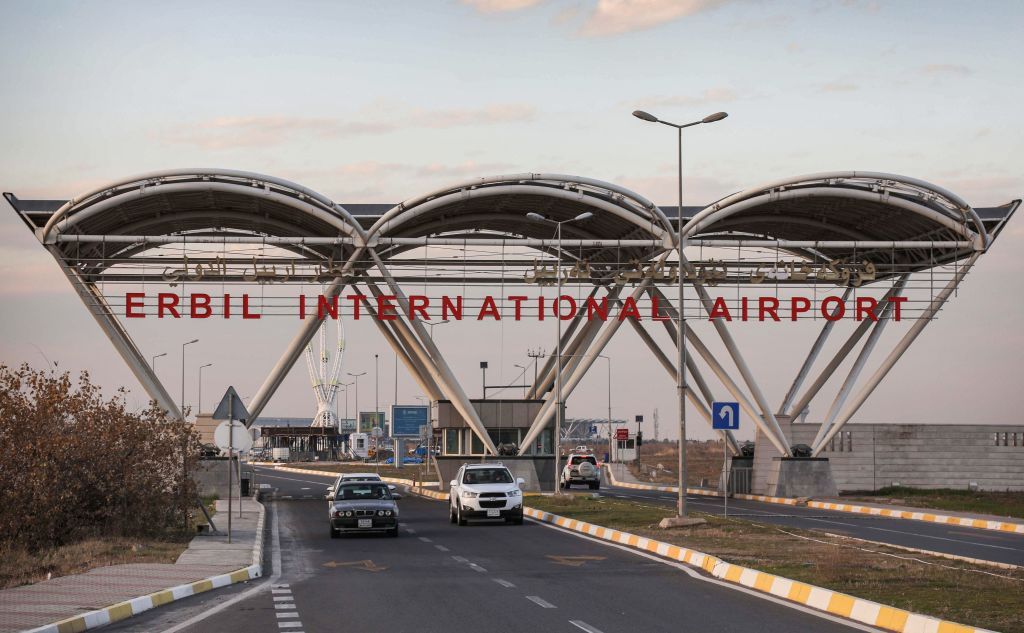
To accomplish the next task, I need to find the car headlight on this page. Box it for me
[384,510,393,516]
[507,489,521,497]
[377,510,385,516]
[462,491,479,498]
[344,510,354,517]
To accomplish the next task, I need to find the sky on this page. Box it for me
[1,0,1022,441]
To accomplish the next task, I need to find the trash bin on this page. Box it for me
[240,472,251,497]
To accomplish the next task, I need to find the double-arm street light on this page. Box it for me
[526,210,594,493]
[198,363,213,414]
[181,339,199,421]
[348,371,366,429]
[632,109,728,518]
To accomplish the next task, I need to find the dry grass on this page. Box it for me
[0,537,189,590]
[527,494,1024,633]
[842,487,1024,521]
[623,440,725,486]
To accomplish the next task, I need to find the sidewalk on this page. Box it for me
[0,499,264,633]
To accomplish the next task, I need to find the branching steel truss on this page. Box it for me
[43,234,982,459]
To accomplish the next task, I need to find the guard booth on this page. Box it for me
[255,426,345,462]
[611,430,637,463]
[434,399,558,491]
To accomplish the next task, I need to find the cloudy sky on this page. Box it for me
[1,0,1021,440]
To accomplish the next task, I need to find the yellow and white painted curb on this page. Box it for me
[603,464,1021,533]
[25,500,265,633]
[524,506,996,633]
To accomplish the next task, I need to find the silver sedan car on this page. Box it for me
[328,482,401,538]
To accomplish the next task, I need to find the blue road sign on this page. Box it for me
[712,402,740,430]
[391,405,429,437]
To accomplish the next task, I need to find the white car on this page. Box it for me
[449,463,525,526]
[325,472,394,503]
[561,454,600,490]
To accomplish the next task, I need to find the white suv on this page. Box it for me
[561,454,600,490]
[449,463,525,526]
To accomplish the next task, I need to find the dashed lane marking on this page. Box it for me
[570,621,605,633]
[452,555,469,563]
[469,563,487,573]
[435,544,450,552]
[276,612,300,618]
[418,536,432,543]
[526,596,557,609]
[493,578,515,588]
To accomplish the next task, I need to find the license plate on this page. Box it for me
[358,518,373,528]
[486,509,500,518]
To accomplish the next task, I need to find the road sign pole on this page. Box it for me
[228,396,233,544]
[723,437,728,518]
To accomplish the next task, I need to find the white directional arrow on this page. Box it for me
[718,405,734,428]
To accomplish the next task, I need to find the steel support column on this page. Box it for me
[246,247,365,424]
[49,249,182,418]
[778,287,853,416]
[787,282,907,422]
[810,276,909,450]
[359,290,445,402]
[367,249,499,455]
[812,255,979,456]
[626,318,740,455]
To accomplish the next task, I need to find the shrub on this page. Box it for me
[0,364,201,551]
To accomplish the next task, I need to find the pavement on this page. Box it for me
[99,465,882,633]
[600,465,1024,567]
[0,499,263,633]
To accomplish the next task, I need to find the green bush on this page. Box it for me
[0,364,201,551]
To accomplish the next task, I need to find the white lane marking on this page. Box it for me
[435,544,450,552]
[419,536,433,543]
[272,589,291,594]
[527,517,881,633]
[570,621,605,633]
[276,612,300,619]
[158,501,284,633]
[452,555,469,563]
[278,623,304,629]
[406,528,417,534]
[300,487,310,490]
[275,604,296,610]
[272,584,290,588]
[400,522,409,527]
[493,578,515,588]
[469,563,487,573]
[273,595,293,601]
[526,595,557,609]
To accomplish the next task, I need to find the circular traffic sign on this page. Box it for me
[214,420,253,453]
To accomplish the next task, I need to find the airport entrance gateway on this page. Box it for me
[6,170,1017,491]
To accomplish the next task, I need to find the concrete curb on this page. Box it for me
[603,464,1021,532]
[24,499,265,633]
[523,506,997,633]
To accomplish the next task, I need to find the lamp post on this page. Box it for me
[341,381,354,422]
[426,319,450,340]
[526,210,594,493]
[514,364,528,398]
[152,352,167,372]
[198,363,212,414]
[480,361,488,399]
[374,354,380,433]
[348,371,365,430]
[181,339,198,421]
[632,108,727,518]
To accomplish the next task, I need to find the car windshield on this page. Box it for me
[463,468,513,484]
[337,483,392,500]
[571,456,596,466]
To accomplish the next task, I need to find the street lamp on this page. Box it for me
[526,210,594,493]
[181,339,198,421]
[152,352,167,372]
[426,319,450,340]
[514,363,528,398]
[632,108,728,518]
[198,363,213,414]
[348,371,366,429]
[340,381,354,422]
[374,354,380,433]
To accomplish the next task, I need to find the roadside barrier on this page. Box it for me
[26,500,265,633]
[523,506,997,633]
[603,464,1021,532]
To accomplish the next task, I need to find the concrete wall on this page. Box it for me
[753,422,1024,493]
[194,458,254,499]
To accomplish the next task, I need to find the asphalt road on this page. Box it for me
[111,466,876,633]
[601,485,1024,566]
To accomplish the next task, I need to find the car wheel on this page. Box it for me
[512,513,524,525]
[388,526,399,537]
[329,525,339,539]
[457,503,467,526]
[589,482,599,490]
[449,501,457,524]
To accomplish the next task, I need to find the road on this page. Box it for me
[109,466,876,633]
[602,484,1024,567]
